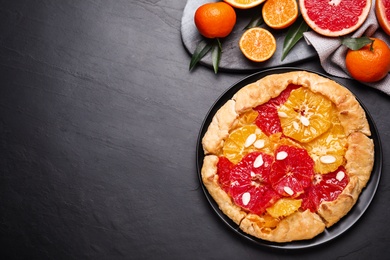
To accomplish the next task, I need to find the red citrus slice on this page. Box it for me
[376,0,390,35]
[300,166,349,212]
[254,84,300,136]
[299,0,372,37]
[217,156,234,193]
[228,152,281,215]
[269,145,315,197]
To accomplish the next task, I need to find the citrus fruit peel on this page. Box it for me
[299,0,372,37]
[194,2,236,39]
[223,0,266,9]
[345,38,390,82]
[239,27,276,62]
[376,0,390,36]
[262,0,299,29]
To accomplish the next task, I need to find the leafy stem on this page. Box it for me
[189,38,222,74]
[341,36,374,51]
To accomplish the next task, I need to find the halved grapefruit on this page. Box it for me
[376,0,390,35]
[299,0,372,37]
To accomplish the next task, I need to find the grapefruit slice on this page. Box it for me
[223,125,272,164]
[376,0,390,35]
[278,87,333,143]
[300,166,349,212]
[229,152,281,215]
[269,145,315,198]
[254,84,300,136]
[299,0,372,37]
[217,156,235,193]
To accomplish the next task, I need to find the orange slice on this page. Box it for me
[266,198,302,218]
[304,111,347,174]
[223,125,271,164]
[237,109,259,126]
[262,0,298,29]
[239,28,276,62]
[223,0,266,9]
[277,88,332,143]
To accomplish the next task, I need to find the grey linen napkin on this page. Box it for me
[303,2,390,95]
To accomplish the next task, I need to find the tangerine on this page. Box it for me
[262,0,298,29]
[345,38,390,82]
[376,0,390,36]
[239,27,276,62]
[223,0,266,9]
[194,2,236,39]
[299,0,372,37]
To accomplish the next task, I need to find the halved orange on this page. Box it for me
[223,125,271,164]
[223,0,266,9]
[239,28,276,62]
[277,87,332,143]
[262,0,298,29]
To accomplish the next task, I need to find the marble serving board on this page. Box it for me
[181,0,317,72]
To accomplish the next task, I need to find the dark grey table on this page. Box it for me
[1,1,389,259]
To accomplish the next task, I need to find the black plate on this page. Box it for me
[196,67,382,250]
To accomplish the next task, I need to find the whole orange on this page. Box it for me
[194,2,236,39]
[345,38,390,82]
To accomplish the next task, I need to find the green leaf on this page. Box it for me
[189,39,212,71]
[211,39,222,74]
[281,15,309,61]
[341,36,374,50]
[244,15,264,30]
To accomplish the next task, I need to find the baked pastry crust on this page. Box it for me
[200,71,374,243]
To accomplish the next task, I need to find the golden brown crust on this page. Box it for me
[345,132,375,189]
[317,175,360,227]
[240,210,325,242]
[201,155,247,225]
[202,100,238,155]
[200,71,374,243]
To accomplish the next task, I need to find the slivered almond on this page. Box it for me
[276,151,288,160]
[300,115,310,126]
[293,121,299,130]
[336,171,345,181]
[242,192,251,206]
[320,155,336,164]
[253,154,264,168]
[254,139,265,149]
[278,111,288,118]
[284,186,294,196]
[244,133,257,147]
